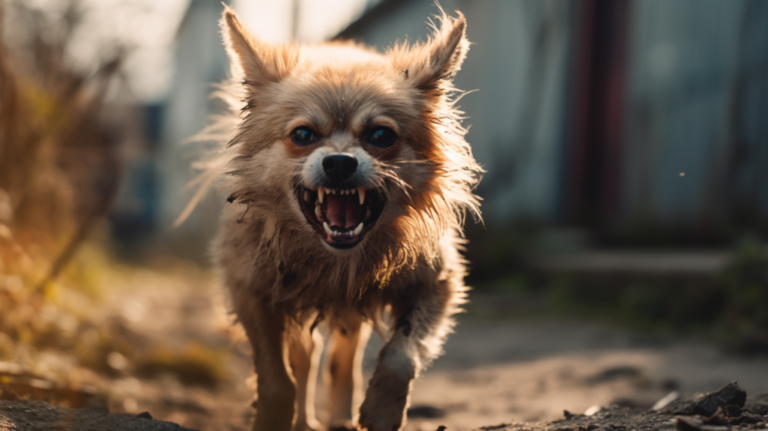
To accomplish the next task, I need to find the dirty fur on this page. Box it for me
[192,4,481,431]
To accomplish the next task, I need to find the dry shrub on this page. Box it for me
[0,0,125,287]
[0,0,134,364]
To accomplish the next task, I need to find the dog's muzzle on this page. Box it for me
[297,154,385,249]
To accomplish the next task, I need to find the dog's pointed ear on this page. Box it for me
[392,10,469,91]
[220,5,297,84]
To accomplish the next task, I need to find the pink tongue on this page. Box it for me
[325,194,362,230]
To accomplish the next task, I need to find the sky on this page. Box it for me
[235,0,373,44]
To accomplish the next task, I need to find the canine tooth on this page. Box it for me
[318,187,325,204]
[323,222,333,236]
[315,205,323,221]
[303,191,311,202]
[354,222,363,236]
[358,188,366,205]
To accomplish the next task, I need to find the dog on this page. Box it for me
[206,5,481,431]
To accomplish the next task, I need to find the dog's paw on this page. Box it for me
[329,424,356,431]
[357,380,409,431]
[357,401,406,431]
[328,419,356,431]
[294,418,325,431]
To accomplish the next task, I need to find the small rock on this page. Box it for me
[136,411,153,419]
[703,407,728,426]
[675,417,729,431]
[478,424,511,430]
[746,393,768,415]
[652,391,680,411]
[585,405,602,416]
[660,381,747,417]
[721,405,742,418]
[727,411,764,426]
[407,405,446,419]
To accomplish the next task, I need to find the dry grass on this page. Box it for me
[0,0,135,388]
[0,0,126,292]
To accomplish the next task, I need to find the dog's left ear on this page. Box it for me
[391,10,469,91]
[220,5,297,85]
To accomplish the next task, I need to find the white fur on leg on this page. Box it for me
[290,323,324,431]
[358,333,419,431]
[327,316,371,430]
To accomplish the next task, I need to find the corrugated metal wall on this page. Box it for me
[621,0,768,234]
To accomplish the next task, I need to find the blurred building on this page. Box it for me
[157,0,230,253]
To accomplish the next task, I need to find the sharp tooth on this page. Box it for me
[351,188,357,195]
[315,205,323,221]
[331,189,337,194]
[354,222,363,236]
[323,222,333,236]
[303,191,311,202]
[358,188,366,205]
[318,187,325,204]
[365,207,371,219]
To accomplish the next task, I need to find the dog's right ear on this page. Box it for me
[388,8,469,93]
[220,5,297,84]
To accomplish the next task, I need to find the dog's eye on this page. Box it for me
[291,127,318,145]
[366,126,397,147]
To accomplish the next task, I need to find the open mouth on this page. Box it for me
[297,185,385,249]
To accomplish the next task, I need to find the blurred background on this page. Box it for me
[1,0,767,430]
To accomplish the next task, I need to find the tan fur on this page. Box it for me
[201,5,481,431]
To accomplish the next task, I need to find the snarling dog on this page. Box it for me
[208,5,481,431]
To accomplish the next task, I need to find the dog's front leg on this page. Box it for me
[357,326,416,431]
[288,314,324,431]
[236,298,297,431]
[327,312,372,431]
[358,283,455,431]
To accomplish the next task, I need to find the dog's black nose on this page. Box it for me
[322,154,358,182]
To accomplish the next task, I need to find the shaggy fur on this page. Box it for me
[198,5,482,431]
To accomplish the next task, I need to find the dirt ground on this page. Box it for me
[4,268,768,431]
